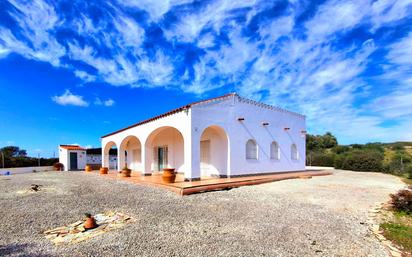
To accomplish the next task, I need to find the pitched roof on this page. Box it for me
[59,145,86,151]
[101,93,304,138]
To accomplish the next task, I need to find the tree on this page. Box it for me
[1,146,27,158]
[321,132,338,148]
[306,132,338,151]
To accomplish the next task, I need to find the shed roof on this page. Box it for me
[59,145,86,151]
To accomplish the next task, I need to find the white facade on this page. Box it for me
[87,154,118,170]
[101,93,306,181]
[58,146,87,171]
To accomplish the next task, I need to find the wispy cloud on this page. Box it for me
[52,90,89,107]
[1,0,412,143]
[94,97,115,107]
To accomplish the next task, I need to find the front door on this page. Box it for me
[157,146,168,171]
[70,152,78,170]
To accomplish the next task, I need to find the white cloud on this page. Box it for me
[4,0,65,66]
[138,50,174,86]
[94,97,115,107]
[52,90,89,107]
[118,0,193,21]
[74,70,96,82]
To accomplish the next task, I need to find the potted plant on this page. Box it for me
[83,213,97,230]
[53,162,63,171]
[99,167,108,175]
[162,168,176,183]
[121,166,131,177]
[85,165,92,172]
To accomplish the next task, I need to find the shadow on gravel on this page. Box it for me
[0,243,54,257]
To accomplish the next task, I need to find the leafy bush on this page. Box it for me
[406,165,412,179]
[389,187,412,214]
[332,145,350,154]
[384,151,412,175]
[334,149,383,172]
[307,152,335,167]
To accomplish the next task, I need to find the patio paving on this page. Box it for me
[87,169,332,195]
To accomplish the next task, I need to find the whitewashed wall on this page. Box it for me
[191,95,306,177]
[59,148,86,171]
[0,166,53,175]
[102,94,306,180]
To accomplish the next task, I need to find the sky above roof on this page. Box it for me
[0,0,412,157]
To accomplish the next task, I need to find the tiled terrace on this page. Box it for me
[86,170,333,195]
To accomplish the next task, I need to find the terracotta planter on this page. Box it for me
[85,165,92,172]
[99,167,108,175]
[53,163,63,171]
[84,217,97,230]
[162,168,176,183]
[121,168,131,177]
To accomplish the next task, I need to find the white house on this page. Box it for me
[101,93,306,181]
[59,145,87,171]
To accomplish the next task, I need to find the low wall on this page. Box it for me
[306,166,334,170]
[0,166,54,175]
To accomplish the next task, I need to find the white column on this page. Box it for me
[142,142,152,175]
[184,132,201,181]
[117,148,124,171]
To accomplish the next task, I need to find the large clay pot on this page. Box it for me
[99,167,108,175]
[85,165,92,172]
[121,168,131,177]
[84,217,97,230]
[162,168,176,183]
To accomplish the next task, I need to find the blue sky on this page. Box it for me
[1,0,412,157]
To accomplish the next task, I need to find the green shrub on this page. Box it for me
[406,165,412,179]
[332,145,350,154]
[308,152,335,167]
[334,149,383,172]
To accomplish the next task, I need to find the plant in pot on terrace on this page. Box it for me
[121,166,131,177]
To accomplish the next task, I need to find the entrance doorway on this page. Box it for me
[156,146,168,171]
[200,140,211,176]
[69,152,78,170]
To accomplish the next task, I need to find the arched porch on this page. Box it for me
[119,136,142,172]
[199,125,229,178]
[103,141,118,170]
[144,126,185,174]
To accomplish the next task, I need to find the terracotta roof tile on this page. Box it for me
[60,145,86,151]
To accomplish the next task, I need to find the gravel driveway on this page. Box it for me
[0,170,406,257]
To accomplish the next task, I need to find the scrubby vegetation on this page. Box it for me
[306,132,412,178]
[390,187,412,214]
[0,146,58,168]
[381,221,412,252]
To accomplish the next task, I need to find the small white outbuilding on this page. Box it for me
[58,145,87,171]
[101,93,306,181]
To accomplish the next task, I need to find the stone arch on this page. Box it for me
[103,141,118,170]
[144,126,185,173]
[119,135,142,171]
[199,125,229,177]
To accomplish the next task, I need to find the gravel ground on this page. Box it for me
[0,169,406,257]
